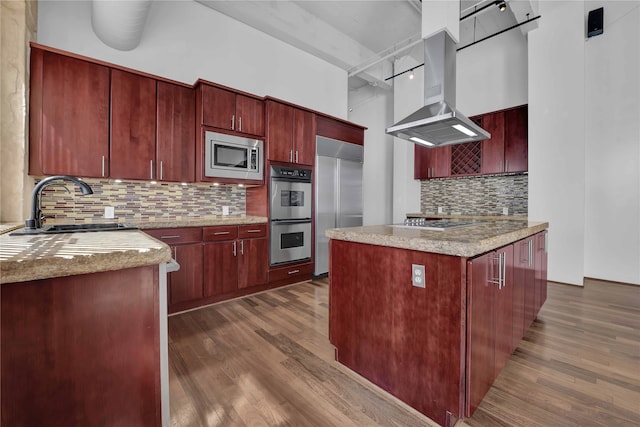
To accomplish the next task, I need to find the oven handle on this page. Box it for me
[271,177,312,184]
[271,218,312,225]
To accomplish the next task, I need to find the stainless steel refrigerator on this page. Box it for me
[314,136,364,276]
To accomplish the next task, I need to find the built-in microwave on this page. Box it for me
[204,131,263,180]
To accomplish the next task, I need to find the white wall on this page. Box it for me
[529,0,586,286]
[530,0,640,286]
[583,1,640,284]
[36,0,347,118]
[348,86,394,226]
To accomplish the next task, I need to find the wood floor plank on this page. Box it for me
[169,278,640,427]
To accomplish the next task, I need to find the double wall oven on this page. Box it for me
[270,165,312,266]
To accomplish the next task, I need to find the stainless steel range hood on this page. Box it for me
[386,30,490,147]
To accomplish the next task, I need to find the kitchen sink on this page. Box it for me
[10,223,138,236]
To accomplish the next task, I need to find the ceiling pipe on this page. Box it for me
[91,0,153,51]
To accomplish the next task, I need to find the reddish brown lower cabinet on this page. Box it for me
[466,244,514,416]
[329,230,547,426]
[238,236,269,289]
[145,227,203,311]
[204,240,238,296]
[1,265,161,426]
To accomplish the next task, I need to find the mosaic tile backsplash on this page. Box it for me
[37,179,247,222]
[420,173,528,215]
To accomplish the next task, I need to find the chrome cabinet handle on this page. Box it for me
[101,156,106,177]
[502,252,507,288]
[160,235,181,239]
[160,161,163,180]
[214,231,230,235]
[174,246,178,260]
[528,239,533,267]
[290,150,293,163]
[231,115,235,130]
[238,117,242,132]
[150,160,154,180]
[544,233,548,253]
[489,252,505,288]
[505,159,509,172]
[233,241,237,257]
[295,151,299,163]
[288,269,300,275]
[246,229,261,233]
[240,240,244,255]
[499,160,503,172]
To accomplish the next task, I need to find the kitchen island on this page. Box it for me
[326,219,548,427]
[0,228,172,426]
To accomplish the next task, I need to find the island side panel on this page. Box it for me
[329,239,467,426]
[1,265,161,426]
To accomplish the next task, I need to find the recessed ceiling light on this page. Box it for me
[452,124,477,137]
[410,136,435,146]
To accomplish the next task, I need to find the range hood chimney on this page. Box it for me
[386,30,490,147]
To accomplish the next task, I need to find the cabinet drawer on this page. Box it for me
[238,223,267,239]
[145,227,202,244]
[203,225,238,242]
[269,262,313,283]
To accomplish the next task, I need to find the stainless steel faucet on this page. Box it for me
[26,176,94,229]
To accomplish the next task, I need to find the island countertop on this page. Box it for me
[326,219,549,257]
[0,230,172,284]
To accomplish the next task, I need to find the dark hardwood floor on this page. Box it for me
[168,278,640,426]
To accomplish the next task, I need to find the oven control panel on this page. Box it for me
[270,165,312,182]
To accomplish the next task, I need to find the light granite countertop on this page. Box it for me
[326,220,549,258]
[406,213,528,221]
[0,216,267,284]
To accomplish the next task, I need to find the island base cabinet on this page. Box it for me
[329,240,467,427]
[1,266,161,426]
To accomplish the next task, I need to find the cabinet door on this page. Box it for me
[236,95,264,136]
[293,109,315,165]
[266,101,294,162]
[414,144,430,179]
[110,70,157,180]
[504,105,528,173]
[203,241,238,297]
[201,85,236,130]
[522,238,536,330]
[466,252,496,416]
[512,239,527,350]
[481,111,505,174]
[40,51,110,177]
[534,231,548,314]
[238,238,268,289]
[156,82,195,182]
[494,244,514,376]
[169,243,203,305]
[433,145,452,178]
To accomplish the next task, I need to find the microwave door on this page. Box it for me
[214,144,247,169]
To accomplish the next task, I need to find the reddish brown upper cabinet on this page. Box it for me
[156,82,196,182]
[110,69,157,180]
[414,145,451,179]
[480,111,506,174]
[504,105,528,173]
[266,100,316,165]
[29,47,110,178]
[316,115,365,146]
[199,84,264,136]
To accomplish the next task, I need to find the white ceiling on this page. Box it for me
[194,0,535,90]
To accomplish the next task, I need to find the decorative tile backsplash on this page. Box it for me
[420,173,528,215]
[38,179,247,222]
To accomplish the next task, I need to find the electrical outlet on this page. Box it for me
[104,206,115,219]
[412,264,426,288]
[502,207,509,215]
[437,207,444,214]
[222,206,230,216]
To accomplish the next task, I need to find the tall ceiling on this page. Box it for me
[195,0,536,90]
